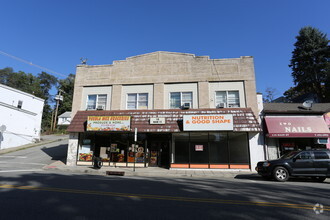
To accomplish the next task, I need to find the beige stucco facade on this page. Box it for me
[72,51,258,117]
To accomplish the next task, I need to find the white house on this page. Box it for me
[0,84,44,150]
[57,111,72,126]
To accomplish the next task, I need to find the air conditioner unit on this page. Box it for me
[217,103,225,108]
[314,138,328,144]
[182,103,191,109]
[96,105,105,110]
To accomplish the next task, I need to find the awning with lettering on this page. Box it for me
[68,108,262,133]
[265,116,330,138]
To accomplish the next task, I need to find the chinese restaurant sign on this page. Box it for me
[87,116,131,131]
[183,115,233,131]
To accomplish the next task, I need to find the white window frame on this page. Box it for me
[126,93,148,110]
[215,91,240,108]
[86,94,107,110]
[169,92,193,109]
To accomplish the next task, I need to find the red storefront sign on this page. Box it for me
[265,116,330,138]
[195,145,204,151]
[324,112,330,149]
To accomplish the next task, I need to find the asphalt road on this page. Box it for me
[0,140,329,220]
[0,139,68,174]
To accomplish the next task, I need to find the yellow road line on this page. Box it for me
[0,184,329,211]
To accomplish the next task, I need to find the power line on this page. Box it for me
[0,50,68,78]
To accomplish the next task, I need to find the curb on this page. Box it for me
[43,165,256,179]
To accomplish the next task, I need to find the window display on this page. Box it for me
[78,140,93,161]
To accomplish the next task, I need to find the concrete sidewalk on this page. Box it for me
[43,160,257,179]
[0,134,69,155]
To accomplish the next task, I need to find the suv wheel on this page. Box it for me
[273,166,289,182]
[312,177,326,182]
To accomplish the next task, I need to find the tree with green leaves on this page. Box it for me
[38,72,58,131]
[287,26,330,102]
[57,73,75,115]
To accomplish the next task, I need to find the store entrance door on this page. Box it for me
[147,134,170,168]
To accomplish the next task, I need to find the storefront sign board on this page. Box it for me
[150,117,165,124]
[183,114,233,131]
[195,145,204,151]
[324,112,330,149]
[87,116,131,131]
[265,116,330,138]
[324,112,330,128]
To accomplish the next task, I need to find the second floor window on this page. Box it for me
[215,91,240,108]
[127,93,148,109]
[170,92,193,109]
[87,94,107,110]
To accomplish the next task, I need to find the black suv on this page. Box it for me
[255,149,330,182]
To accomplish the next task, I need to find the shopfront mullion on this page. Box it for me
[247,133,251,169]
[188,132,191,168]
[107,135,111,166]
[227,132,230,168]
[126,136,129,167]
[144,138,147,167]
[207,133,210,168]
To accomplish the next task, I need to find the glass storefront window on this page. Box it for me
[78,133,94,162]
[190,132,208,163]
[79,131,250,168]
[228,133,249,164]
[209,132,229,163]
[127,133,147,163]
[109,133,129,162]
[172,132,249,165]
[173,133,189,163]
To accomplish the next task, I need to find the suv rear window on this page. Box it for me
[314,151,329,159]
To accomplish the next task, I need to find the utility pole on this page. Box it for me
[52,89,64,132]
[133,128,137,172]
[50,108,55,132]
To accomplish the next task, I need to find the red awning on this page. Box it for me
[265,116,330,138]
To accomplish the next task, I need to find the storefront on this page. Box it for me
[67,108,261,169]
[77,132,170,168]
[264,115,330,157]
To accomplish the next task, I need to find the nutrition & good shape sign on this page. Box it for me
[183,114,233,131]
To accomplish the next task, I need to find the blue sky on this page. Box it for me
[1,0,329,99]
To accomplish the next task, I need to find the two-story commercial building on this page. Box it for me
[67,51,263,170]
